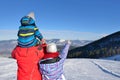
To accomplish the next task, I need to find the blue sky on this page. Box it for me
[0,0,120,40]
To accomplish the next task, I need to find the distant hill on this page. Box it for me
[46,39,92,47]
[68,31,120,58]
[0,40,17,57]
[0,39,92,57]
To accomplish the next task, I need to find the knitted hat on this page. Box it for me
[27,12,35,20]
[20,12,35,25]
[46,43,57,53]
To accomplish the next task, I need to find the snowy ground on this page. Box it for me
[64,59,120,80]
[0,57,120,80]
[102,54,120,61]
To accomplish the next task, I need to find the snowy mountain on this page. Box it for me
[46,39,92,47]
[0,40,17,57]
[0,57,120,80]
[0,39,92,57]
[68,31,120,58]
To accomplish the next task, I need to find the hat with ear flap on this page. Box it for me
[46,43,57,53]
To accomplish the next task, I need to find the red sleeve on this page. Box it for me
[36,45,45,59]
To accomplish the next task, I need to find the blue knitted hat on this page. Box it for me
[20,12,35,25]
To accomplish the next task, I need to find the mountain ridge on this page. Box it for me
[68,31,120,58]
[0,39,92,57]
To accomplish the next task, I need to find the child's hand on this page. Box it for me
[67,40,71,44]
[41,39,46,44]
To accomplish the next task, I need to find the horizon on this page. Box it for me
[0,29,113,41]
[0,30,118,41]
[0,28,118,41]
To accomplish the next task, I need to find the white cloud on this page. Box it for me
[0,29,107,40]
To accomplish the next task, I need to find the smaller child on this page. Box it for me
[17,12,45,47]
[39,40,71,80]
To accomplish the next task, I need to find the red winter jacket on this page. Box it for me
[11,45,44,80]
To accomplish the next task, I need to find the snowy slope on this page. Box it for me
[64,59,120,80]
[0,57,120,80]
[103,54,120,61]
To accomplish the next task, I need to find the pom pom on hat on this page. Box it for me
[46,43,57,53]
[27,12,35,20]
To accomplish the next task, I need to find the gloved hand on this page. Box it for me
[67,40,71,44]
[41,39,46,44]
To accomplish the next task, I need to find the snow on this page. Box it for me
[0,57,120,80]
[59,39,65,42]
[103,54,120,61]
[64,59,120,80]
[0,58,17,80]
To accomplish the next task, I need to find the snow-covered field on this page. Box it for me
[103,55,120,61]
[0,57,120,80]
